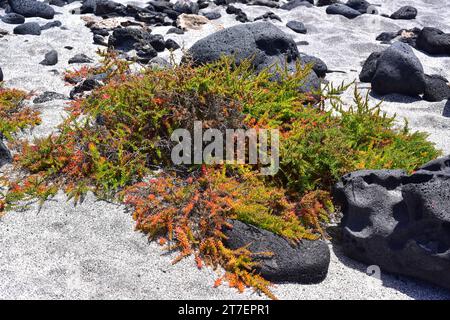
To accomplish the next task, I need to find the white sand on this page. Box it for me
[0,0,450,300]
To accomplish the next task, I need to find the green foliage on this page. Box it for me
[124,166,327,299]
[0,87,41,140]
[0,53,441,298]
[278,87,440,192]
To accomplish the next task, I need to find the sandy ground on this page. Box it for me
[1,192,449,300]
[1,0,450,299]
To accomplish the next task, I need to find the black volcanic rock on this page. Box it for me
[281,0,313,10]
[108,27,152,51]
[390,6,417,20]
[416,27,450,56]
[359,51,382,83]
[286,21,307,34]
[40,50,58,66]
[223,220,330,284]
[187,22,320,93]
[173,0,199,14]
[326,3,361,19]
[69,54,94,64]
[0,140,12,167]
[8,0,55,19]
[1,12,25,24]
[13,22,41,36]
[346,0,371,14]
[370,42,426,96]
[334,156,450,291]
[423,74,450,102]
[165,38,180,50]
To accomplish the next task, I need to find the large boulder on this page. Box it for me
[369,42,426,96]
[187,22,320,93]
[223,220,330,283]
[359,51,382,83]
[8,0,55,19]
[188,22,299,71]
[416,27,450,56]
[333,156,450,290]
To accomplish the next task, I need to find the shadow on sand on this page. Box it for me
[369,91,423,104]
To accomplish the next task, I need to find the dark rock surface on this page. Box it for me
[13,22,41,36]
[173,0,199,14]
[70,76,103,99]
[40,50,58,66]
[68,54,94,64]
[188,22,298,72]
[416,27,450,56]
[370,42,426,96]
[108,27,151,51]
[250,0,279,8]
[299,53,328,78]
[49,0,68,7]
[444,100,450,118]
[0,140,12,167]
[40,20,62,31]
[334,155,450,290]
[202,11,221,20]
[376,28,421,47]
[33,91,67,104]
[423,74,450,102]
[8,0,55,19]
[359,51,382,83]
[1,12,25,24]
[390,6,418,20]
[280,0,313,11]
[286,21,307,34]
[226,5,249,22]
[326,3,362,19]
[93,0,127,17]
[346,0,372,13]
[187,22,320,93]
[165,38,180,50]
[148,56,171,69]
[254,12,282,22]
[317,0,338,6]
[376,32,398,44]
[108,27,164,56]
[167,27,184,35]
[223,220,330,283]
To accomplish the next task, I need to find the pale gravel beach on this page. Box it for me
[1,0,450,300]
